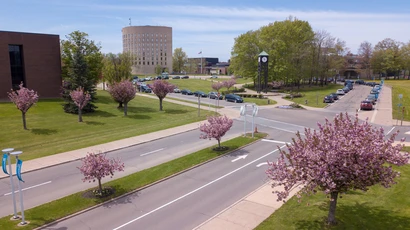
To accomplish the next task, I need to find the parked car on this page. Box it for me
[342,87,350,93]
[208,92,223,100]
[225,94,243,103]
[346,83,353,90]
[173,76,181,79]
[360,100,373,110]
[181,89,193,95]
[181,75,190,79]
[162,75,169,79]
[173,88,181,93]
[144,76,153,81]
[355,79,365,84]
[210,75,218,79]
[336,89,345,95]
[366,94,377,104]
[155,76,162,80]
[330,93,339,100]
[132,76,139,84]
[193,91,208,97]
[323,95,334,103]
[140,85,152,93]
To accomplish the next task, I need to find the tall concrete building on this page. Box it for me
[0,31,61,100]
[122,26,172,75]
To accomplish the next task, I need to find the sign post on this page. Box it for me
[11,151,27,226]
[197,96,201,117]
[2,148,18,220]
[251,104,259,138]
[240,104,247,136]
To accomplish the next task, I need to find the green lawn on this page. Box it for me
[282,84,343,108]
[0,134,266,230]
[165,96,223,109]
[385,80,410,121]
[244,97,277,106]
[257,164,410,230]
[0,90,214,161]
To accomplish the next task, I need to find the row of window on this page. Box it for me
[123,33,167,39]
[124,43,167,48]
[136,57,166,61]
[124,38,167,42]
[138,61,167,66]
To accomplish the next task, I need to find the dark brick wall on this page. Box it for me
[0,31,61,100]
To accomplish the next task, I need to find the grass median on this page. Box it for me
[256,164,410,230]
[282,84,342,108]
[0,133,267,229]
[385,80,410,121]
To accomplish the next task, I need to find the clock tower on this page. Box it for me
[257,51,269,93]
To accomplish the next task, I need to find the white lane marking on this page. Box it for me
[258,124,306,136]
[3,181,52,196]
[250,116,307,129]
[231,155,248,162]
[256,162,268,167]
[113,145,286,230]
[386,127,395,136]
[140,148,165,157]
[370,106,378,123]
[405,130,410,135]
[261,139,291,145]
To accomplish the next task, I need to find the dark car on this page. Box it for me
[173,76,181,79]
[181,89,193,95]
[140,85,152,93]
[162,76,169,79]
[225,94,243,103]
[208,92,223,100]
[360,100,373,110]
[155,76,162,80]
[346,83,353,90]
[342,87,350,93]
[193,91,208,97]
[181,75,189,79]
[323,95,334,103]
[330,93,339,100]
[355,79,365,85]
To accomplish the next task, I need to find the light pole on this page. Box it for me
[2,148,19,220]
[11,151,27,226]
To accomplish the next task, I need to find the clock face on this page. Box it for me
[262,57,267,63]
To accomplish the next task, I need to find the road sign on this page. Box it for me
[399,94,403,99]
[398,103,402,107]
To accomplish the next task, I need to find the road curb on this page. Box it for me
[34,134,266,230]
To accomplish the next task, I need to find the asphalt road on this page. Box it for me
[43,131,296,230]
[324,84,373,113]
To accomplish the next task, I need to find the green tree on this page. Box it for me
[371,38,403,78]
[61,31,103,113]
[172,48,188,73]
[155,64,163,75]
[358,41,373,79]
[102,52,133,85]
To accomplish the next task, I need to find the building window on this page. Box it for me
[143,62,145,65]
[147,62,149,65]
[165,62,167,65]
[8,45,25,89]
[152,62,154,65]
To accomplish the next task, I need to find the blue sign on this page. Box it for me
[16,159,24,182]
[2,154,8,175]
[398,103,403,107]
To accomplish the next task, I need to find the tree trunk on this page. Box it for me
[159,98,163,111]
[22,112,27,130]
[118,102,123,108]
[98,178,103,195]
[78,109,83,122]
[327,192,339,225]
[218,139,221,148]
[124,102,128,116]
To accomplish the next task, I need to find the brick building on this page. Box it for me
[0,31,62,100]
[122,26,172,75]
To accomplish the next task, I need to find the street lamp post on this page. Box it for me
[10,151,27,226]
[2,148,19,220]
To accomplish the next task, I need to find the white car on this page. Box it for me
[336,89,345,95]
[144,76,153,81]
[210,75,218,79]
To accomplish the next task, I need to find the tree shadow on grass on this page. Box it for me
[99,185,142,209]
[295,202,410,230]
[85,110,117,118]
[164,109,187,114]
[96,94,113,104]
[126,106,157,114]
[31,128,58,135]
[222,148,250,158]
[85,121,105,126]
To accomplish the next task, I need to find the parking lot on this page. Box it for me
[324,84,380,113]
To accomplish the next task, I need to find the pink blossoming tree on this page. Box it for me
[211,82,224,93]
[266,113,410,225]
[151,80,175,111]
[69,87,91,122]
[223,79,236,92]
[8,83,39,130]
[200,115,233,149]
[78,152,125,196]
[108,80,136,116]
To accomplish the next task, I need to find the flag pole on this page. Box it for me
[200,50,203,74]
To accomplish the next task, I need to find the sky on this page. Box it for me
[1,0,410,62]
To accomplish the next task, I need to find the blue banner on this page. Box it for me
[2,154,8,175]
[16,159,24,182]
